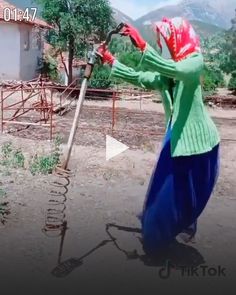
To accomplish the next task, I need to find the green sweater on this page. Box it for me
[111,44,220,157]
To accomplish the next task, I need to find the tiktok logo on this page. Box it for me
[158,261,227,279]
[158,260,176,279]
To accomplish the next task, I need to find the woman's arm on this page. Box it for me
[120,24,203,82]
[96,42,163,90]
[111,60,163,91]
[140,44,204,81]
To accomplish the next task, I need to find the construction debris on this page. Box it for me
[205,95,236,108]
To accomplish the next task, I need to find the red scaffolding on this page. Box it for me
[0,77,54,139]
[0,77,156,140]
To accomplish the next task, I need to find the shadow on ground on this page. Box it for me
[51,223,205,278]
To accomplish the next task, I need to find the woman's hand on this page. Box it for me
[121,24,147,52]
[97,42,115,66]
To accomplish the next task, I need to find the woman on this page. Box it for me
[98,17,220,255]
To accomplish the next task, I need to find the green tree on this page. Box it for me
[39,54,59,81]
[202,28,236,95]
[109,36,147,71]
[89,64,113,89]
[228,71,236,94]
[202,64,225,93]
[219,10,236,93]
[36,0,114,84]
[219,31,236,75]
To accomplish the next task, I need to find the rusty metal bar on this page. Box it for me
[50,89,53,141]
[5,91,40,110]
[1,88,3,133]
[1,89,22,102]
[112,91,116,133]
[2,120,51,127]
[5,108,32,122]
[0,77,156,142]
[0,78,55,139]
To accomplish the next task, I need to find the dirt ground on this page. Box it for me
[0,98,236,295]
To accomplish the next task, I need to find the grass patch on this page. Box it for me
[0,142,25,168]
[29,153,60,175]
[29,135,62,175]
[0,135,62,176]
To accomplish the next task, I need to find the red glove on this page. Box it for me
[121,24,147,52]
[97,43,115,66]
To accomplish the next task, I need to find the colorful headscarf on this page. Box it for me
[154,17,201,61]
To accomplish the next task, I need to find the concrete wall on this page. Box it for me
[0,22,43,81]
[0,21,20,80]
[19,23,43,81]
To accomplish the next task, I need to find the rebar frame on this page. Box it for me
[0,77,156,141]
[0,77,54,140]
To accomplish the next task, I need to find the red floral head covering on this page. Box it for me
[154,17,201,61]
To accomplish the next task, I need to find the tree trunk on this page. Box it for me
[68,37,74,85]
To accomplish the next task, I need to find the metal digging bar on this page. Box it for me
[57,22,125,175]
[56,51,97,174]
[43,23,125,250]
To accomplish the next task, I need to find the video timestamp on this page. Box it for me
[3,7,38,22]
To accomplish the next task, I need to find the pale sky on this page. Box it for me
[110,0,181,19]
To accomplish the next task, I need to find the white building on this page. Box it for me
[0,0,50,81]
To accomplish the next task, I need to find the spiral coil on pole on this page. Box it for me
[43,172,70,237]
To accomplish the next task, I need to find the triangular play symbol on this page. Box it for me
[106,135,129,161]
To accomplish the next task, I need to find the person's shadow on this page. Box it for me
[51,223,205,278]
[105,223,205,268]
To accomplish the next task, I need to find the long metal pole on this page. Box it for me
[60,78,88,170]
[58,23,125,172]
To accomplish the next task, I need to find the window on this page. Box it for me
[24,30,30,51]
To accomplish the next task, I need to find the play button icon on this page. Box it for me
[106,135,129,161]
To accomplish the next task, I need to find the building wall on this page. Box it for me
[19,23,43,81]
[0,21,20,80]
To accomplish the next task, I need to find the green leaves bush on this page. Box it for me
[228,71,236,94]
[202,64,225,93]
[0,142,25,168]
[39,55,59,81]
[89,64,113,89]
[0,135,62,175]
[29,153,60,175]
[29,135,62,175]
